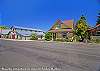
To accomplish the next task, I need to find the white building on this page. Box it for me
[0,26,45,40]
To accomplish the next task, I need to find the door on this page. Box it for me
[12,34,15,39]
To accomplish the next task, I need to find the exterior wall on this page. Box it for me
[0,34,9,38]
[51,32,73,41]
[9,32,16,39]
[17,36,31,40]
[91,36,100,43]
[0,27,44,40]
[21,37,25,40]
[91,36,100,40]
[96,31,100,36]
[38,35,43,40]
[57,32,62,38]
[9,26,44,40]
[49,19,74,41]
[17,35,22,40]
[67,32,73,38]
[26,36,31,40]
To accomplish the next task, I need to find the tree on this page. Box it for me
[0,26,8,33]
[0,26,8,29]
[45,32,52,41]
[96,11,100,25]
[30,33,38,40]
[75,15,89,42]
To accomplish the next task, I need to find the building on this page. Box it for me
[48,19,74,41]
[89,24,100,36]
[87,24,100,41]
[0,26,45,40]
[0,29,10,38]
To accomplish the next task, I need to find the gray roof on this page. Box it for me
[35,32,44,36]
[16,30,32,36]
[12,26,45,36]
[0,26,45,37]
[11,26,43,32]
[0,29,10,34]
[16,30,44,37]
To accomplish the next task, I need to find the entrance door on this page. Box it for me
[11,32,16,39]
[53,33,56,41]
[12,34,15,39]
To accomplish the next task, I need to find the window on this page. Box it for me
[97,26,100,30]
[62,32,67,38]
[55,24,61,29]
[96,31,100,36]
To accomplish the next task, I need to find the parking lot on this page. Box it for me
[0,39,100,71]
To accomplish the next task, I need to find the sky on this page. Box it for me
[0,0,100,31]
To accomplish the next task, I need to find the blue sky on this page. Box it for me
[0,0,100,31]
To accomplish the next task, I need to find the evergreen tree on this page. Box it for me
[96,11,100,25]
[75,15,89,42]
[0,26,8,33]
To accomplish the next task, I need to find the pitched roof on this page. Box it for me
[49,19,74,32]
[96,24,100,27]
[11,26,43,32]
[0,29,11,34]
[63,20,73,29]
[16,29,44,37]
[56,19,62,24]
[49,19,62,30]
[16,30,32,36]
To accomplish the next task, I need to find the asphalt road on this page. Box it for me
[0,39,100,71]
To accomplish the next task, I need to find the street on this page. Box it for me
[0,39,100,71]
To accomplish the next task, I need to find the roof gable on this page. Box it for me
[63,20,73,29]
[49,19,74,31]
[50,19,62,30]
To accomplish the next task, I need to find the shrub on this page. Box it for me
[56,37,75,42]
[73,35,79,42]
[30,33,38,40]
[45,32,52,41]
[91,36,100,43]
[95,39,100,43]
